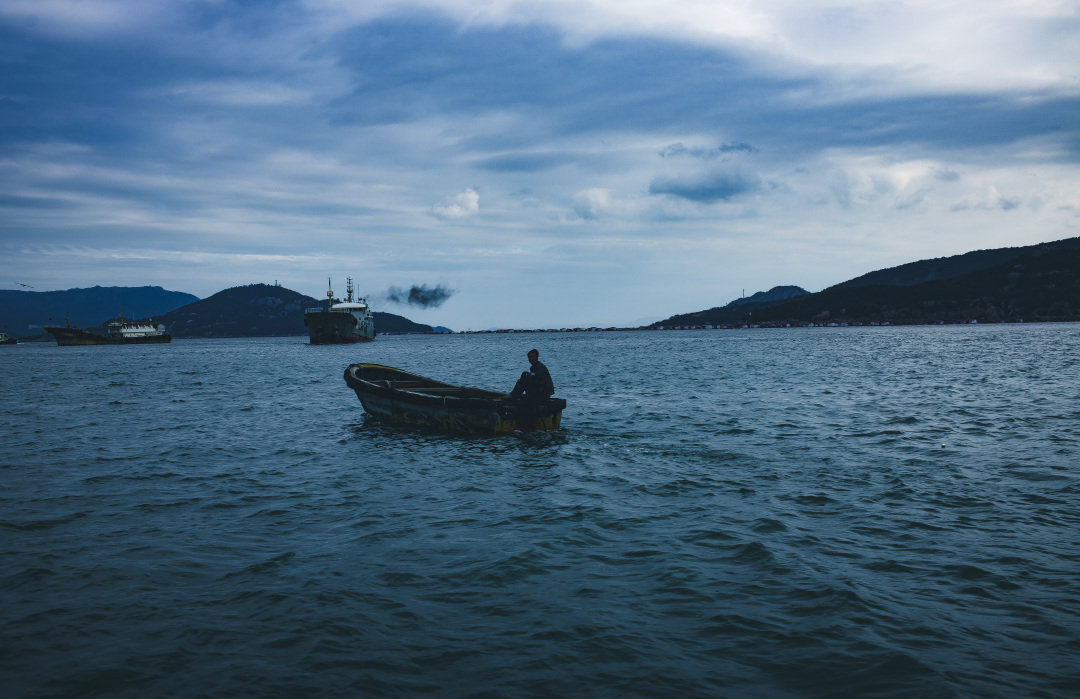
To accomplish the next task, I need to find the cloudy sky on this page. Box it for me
[2,1,1078,329]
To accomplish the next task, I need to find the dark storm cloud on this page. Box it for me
[649,170,762,203]
[329,19,1080,160]
[330,21,793,141]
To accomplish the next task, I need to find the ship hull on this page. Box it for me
[45,326,171,346]
[304,311,375,345]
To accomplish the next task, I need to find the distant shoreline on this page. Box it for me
[11,318,1076,344]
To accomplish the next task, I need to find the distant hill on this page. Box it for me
[830,237,1080,289]
[727,285,809,306]
[375,312,436,334]
[656,286,809,327]
[0,285,198,338]
[158,284,435,338]
[752,240,1080,325]
[654,237,1080,327]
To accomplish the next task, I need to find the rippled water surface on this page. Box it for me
[2,326,1079,697]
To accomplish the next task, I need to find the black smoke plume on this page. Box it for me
[384,284,454,308]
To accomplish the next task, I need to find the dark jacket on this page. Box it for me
[529,360,554,398]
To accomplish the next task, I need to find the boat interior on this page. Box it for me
[374,379,498,398]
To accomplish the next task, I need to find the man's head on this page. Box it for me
[527,349,539,364]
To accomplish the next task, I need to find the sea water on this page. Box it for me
[1,326,1078,697]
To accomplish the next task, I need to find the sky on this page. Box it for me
[1,1,1078,330]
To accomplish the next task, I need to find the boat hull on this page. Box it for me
[344,363,565,435]
[45,326,171,346]
[305,311,375,345]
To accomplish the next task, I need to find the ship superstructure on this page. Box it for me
[304,277,376,344]
[106,320,166,339]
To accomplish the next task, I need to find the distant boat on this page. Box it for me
[304,277,375,344]
[344,363,566,434]
[0,332,16,345]
[45,315,171,346]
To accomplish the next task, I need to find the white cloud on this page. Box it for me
[430,188,480,219]
[571,188,612,220]
[951,186,1024,212]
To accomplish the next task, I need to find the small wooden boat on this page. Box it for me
[344,363,566,434]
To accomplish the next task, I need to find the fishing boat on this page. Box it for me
[344,363,566,434]
[0,332,16,345]
[45,315,171,346]
[304,277,375,344]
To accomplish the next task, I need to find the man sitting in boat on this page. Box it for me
[509,349,554,402]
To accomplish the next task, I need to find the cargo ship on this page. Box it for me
[45,315,171,346]
[304,277,376,344]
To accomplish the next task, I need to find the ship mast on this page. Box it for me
[346,276,355,304]
[326,277,334,310]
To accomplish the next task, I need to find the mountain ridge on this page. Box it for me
[159,284,435,338]
[0,285,199,338]
[1,283,437,339]
[828,237,1080,290]
[752,242,1080,325]
[727,285,809,306]
[655,236,1080,327]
